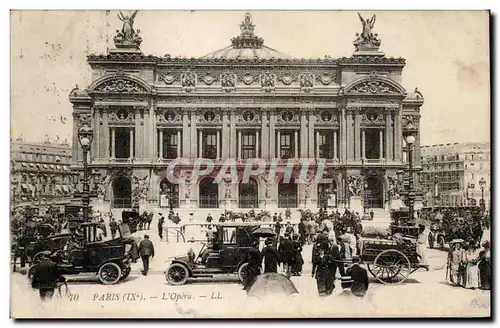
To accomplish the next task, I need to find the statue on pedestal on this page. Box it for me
[347,175,363,197]
[353,13,381,51]
[114,10,142,48]
[225,183,232,199]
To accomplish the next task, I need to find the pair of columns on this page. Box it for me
[159,129,182,159]
[315,130,338,159]
[360,129,385,160]
[110,127,134,159]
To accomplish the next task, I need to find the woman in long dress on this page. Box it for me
[416,225,428,265]
[478,241,491,290]
[463,241,480,289]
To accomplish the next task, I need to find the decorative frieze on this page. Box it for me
[261,72,276,92]
[93,78,148,94]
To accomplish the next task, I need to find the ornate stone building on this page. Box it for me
[11,137,75,206]
[70,12,424,212]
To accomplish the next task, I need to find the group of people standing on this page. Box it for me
[448,239,491,290]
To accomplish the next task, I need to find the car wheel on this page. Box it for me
[27,265,36,281]
[438,236,445,250]
[166,263,189,286]
[237,263,249,283]
[98,262,122,285]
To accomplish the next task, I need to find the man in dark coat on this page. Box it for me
[138,235,155,276]
[298,218,307,246]
[31,251,66,301]
[346,255,369,297]
[261,238,281,273]
[157,214,165,240]
[278,234,294,277]
[242,241,262,291]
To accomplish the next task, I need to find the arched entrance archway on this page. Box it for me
[317,180,337,208]
[199,177,219,208]
[160,178,179,209]
[365,176,384,208]
[239,178,259,208]
[278,177,298,208]
[112,177,132,208]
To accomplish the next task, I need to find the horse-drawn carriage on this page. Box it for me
[358,229,428,285]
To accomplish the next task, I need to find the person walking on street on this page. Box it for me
[278,233,294,277]
[346,255,369,298]
[138,234,155,276]
[109,217,118,239]
[157,214,165,241]
[261,237,281,273]
[31,251,66,301]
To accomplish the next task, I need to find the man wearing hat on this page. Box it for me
[31,251,66,301]
[261,237,281,273]
[346,255,369,298]
[157,213,165,241]
[138,234,155,276]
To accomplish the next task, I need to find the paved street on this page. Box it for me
[11,222,490,318]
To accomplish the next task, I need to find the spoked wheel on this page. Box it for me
[120,268,131,281]
[166,263,189,286]
[368,249,411,285]
[237,262,249,283]
[98,262,122,285]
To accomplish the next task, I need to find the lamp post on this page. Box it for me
[77,124,93,221]
[403,123,417,222]
[433,174,438,207]
[363,181,370,220]
[479,177,486,212]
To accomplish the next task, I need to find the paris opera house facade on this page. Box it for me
[70,13,424,212]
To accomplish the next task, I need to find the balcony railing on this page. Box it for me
[112,197,132,209]
[278,195,298,208]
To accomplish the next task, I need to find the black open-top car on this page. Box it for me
[164,223,273,286]
[28,223,137,285]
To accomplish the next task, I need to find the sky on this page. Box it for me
[10,10,490,146]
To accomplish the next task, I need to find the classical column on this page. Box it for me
[333,130,337,159]
[110,127,115,159]
[190,110,198,159]
[134,110,141,159]
[345,110,353,161]
[177,130,181,158]
[308,111,315,158]
[294,130,298,158]
[222,110,229,159]
[229,111,236,158]
[276,130,281,158]
[198,129,203,158]
[394,109,402,161]
[300,109,308,158]
[260,110,268,159]
[379,129,384,159]
[159,129,164,159]
[71,113,79,163]
[93,108,99,159]
[269,110,275,158]
[152,109,157,159]
[340,108,346,162]
[102,110,109,159]
[256,130,260,158]
[316,130,320,158]
[143,108,150,159]
[354,110,361,161]
[216,129,220,159]
[129,128,134,159]
[385,112,392,162]
[237,130,242,159]
[361,129,366,159]
[182,110,189,158]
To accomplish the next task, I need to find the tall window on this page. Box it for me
[279,131,294,159]
[114,127,133,159]
[241,131,257,159]
[317,130,334,158]
[365,129,381,159]
[202,130,217,159]
[162,129,179,159]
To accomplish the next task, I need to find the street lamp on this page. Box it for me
[433,174,438,207]
[77,124,93,221]
[363,181,370,220]
[403,123,417,222]
[479,177,486,212]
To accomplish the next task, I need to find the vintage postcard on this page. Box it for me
[10,10,491,318]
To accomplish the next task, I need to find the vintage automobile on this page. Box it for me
[164,223,273,286]
[28,222,137,285]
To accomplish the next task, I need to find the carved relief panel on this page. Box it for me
[156,108,182,125]
[315,109,339,126]
[108,107,137,125]
[260,72,276,92]
[275,109,299,124]
[361,109,385,126]
[197,109,222,125]
[236,109,261,124]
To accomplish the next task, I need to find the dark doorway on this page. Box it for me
[365,129,381,159]
[365,176,384,208]
[278,178,298,208]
